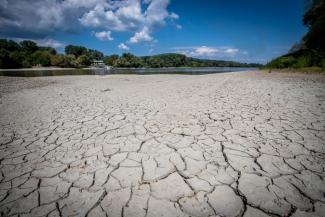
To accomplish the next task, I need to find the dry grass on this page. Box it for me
[261,67,325,74]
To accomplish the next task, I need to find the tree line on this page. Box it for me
[0,40,104,69]
[104,53,262,68]
[266,0,325,69]
[0,39,262,69]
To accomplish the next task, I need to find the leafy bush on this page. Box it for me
[266,56,296,68]
[104,54,119,66]
[114,53,144,68]
[22,59,32,68]
[75,55,91,68]
[266,49,324,69]
[31,51,52,66]
[320,58,325,68]
[293,56,311,68]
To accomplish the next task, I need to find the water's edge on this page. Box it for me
[0,67,258,77]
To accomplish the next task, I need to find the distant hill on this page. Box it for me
[113,53,263,68]
[141,53,263,68]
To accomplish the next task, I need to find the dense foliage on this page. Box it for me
[303,0,325,51]
[266,49,325,69]
[0,40,104,69]
[266,0,325,69]
[0,39,262,69]
[105,53,262,68]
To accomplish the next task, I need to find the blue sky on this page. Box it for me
[0,0,307,63]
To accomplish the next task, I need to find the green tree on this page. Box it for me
[65,45,88,57]
[75,55,91,68]
[20,40,38,54]
[31,51,52,66]
[65,55,77,67]
[87,49,104,60]
[9,51,24,68]
[50,55,65,67]
[0,39,21,52]
[50,54,77,68]
[0,48,10,68]
[40,47,57,55]
[104,54,119,66]
[118,53,144,67]
[147,57,163,68]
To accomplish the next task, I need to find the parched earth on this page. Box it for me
[0,71,325,217]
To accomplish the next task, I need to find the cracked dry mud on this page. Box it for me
[0,71,325,217]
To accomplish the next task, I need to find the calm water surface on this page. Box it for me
[0,67,258,77]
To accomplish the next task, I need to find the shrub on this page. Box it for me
[267,56,296,68]
[31,51,52,66]
[293,55,312,68]
[22,59,32,68]
[75,55,91,68]
[266,49,325,69]
[320,58,325,68]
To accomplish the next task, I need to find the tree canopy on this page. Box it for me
[105,53,262,68]
[65,45,88,57]
[0,40,105,69]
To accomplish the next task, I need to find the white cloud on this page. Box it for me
[145,0,171,28]
[224,48,239,54]
[169,12,179,19]
[94,30,113,41]
[118,43,130,50]
[193,46,219,57]
[173,46,240,58]
[36,38,65,49]
[176,24,182,29]
[128,26,153,44]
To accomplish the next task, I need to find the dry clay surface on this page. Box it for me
[0,71,325,217]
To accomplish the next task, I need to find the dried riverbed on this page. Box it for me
[0,71,325,217]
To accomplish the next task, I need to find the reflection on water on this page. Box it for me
[111,67,257,74]
[0,69,97,77]
[0,67,257,77]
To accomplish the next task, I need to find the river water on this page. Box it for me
[0,67,258,77]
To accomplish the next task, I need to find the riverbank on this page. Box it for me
[0,67,257,77]
[0,71,324,216]
[0,67,76,71]
[262,67,325,74]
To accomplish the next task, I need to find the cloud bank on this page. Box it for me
[0,0,179,45]
[94,31,113,41]
[173,46,242,59]
[128,27,153,43]
[118,43,130,50]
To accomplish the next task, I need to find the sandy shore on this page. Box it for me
[0,71,325,216]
